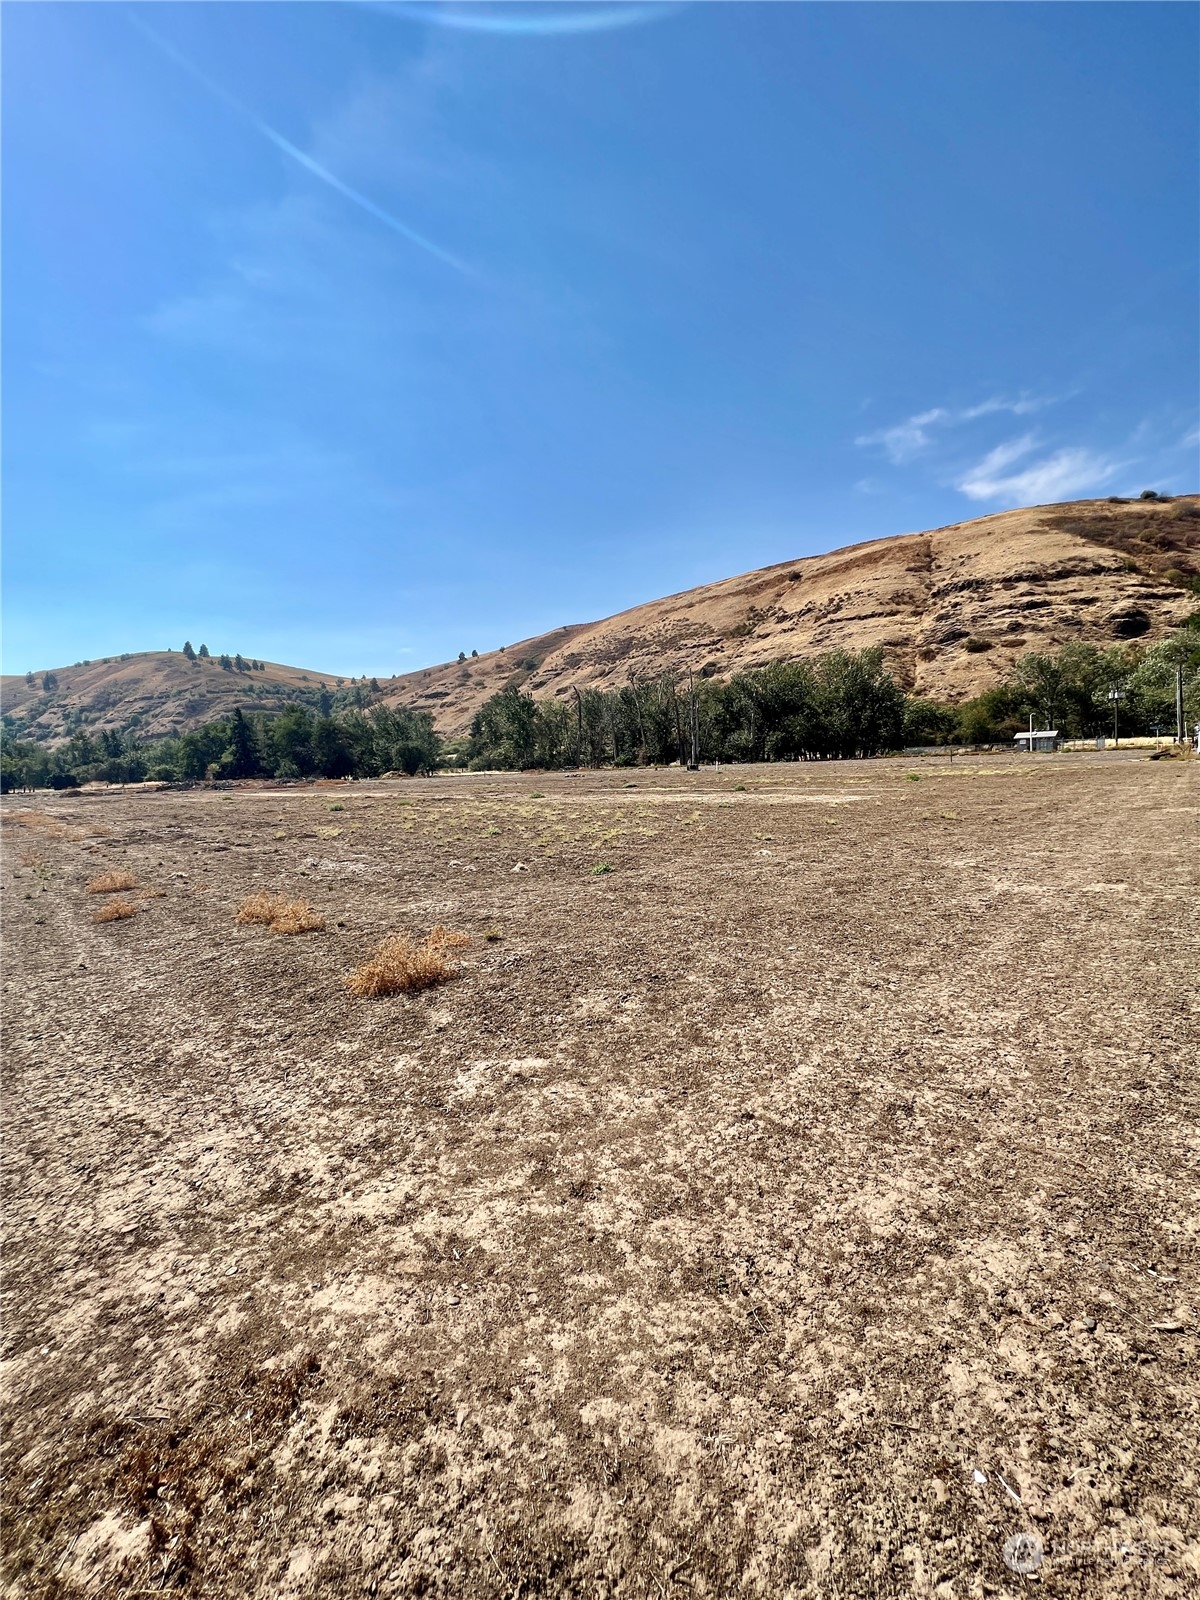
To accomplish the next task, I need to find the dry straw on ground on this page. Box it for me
[345,926,470,998]
[85,870,138,895]
[234,894,325,935]
[92,898,139,923]
[8,811,101,842]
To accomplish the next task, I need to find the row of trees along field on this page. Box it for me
[461,636,1198,769]
[0,704,440,789]
[1,634,1196,790]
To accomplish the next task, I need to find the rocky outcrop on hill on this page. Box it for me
[384,496,1198,733]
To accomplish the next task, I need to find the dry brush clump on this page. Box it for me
[86,870,138,895]
[345,926,470,998]
[93,898,139,923]
[234,893,326,935]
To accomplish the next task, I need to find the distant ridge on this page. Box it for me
[4,495,1196,744]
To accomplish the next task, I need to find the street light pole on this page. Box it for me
[1107,687,1124,750]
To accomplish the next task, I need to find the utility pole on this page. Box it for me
[1177,662,1186,745]
[572,684,583,768]
[687,673,700,770]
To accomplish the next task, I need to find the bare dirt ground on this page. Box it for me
[3,755,1198,1598]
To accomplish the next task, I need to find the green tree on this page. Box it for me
[224,709,260,778]
[271,707,317,777]
[903,698,959,746]
[314,717,354,778]
[198,644,210,658]
[182,641,196,661]
[469,685,539,768]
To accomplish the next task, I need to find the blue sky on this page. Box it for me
[3,1,1197,676]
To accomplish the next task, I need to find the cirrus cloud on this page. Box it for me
[855,395,1052,464]
[956,436,1124,503]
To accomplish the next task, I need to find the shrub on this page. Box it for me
[86,870,138,895]
[235,893,325,934]
[93,898,139,923]
[345,926,469,998]
[269,901,326,935]
[963,637,993,653]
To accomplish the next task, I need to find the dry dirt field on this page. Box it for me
[3,756,1198,1599]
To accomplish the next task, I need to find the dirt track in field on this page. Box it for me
[2,755,1198,1598]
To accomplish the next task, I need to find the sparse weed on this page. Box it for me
[345,926,469,998]
[86,870,138,895]
[235,893,325,935]
[23,854,54,883]
[592,863,615,875]
[329,803,344,812]
[93,898,139,923]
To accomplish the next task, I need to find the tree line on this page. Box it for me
[2,632,1196,791]
[462,634,1198,769]
[903,635,1198,747]
[464,648,909,768]
[1,704,439,790]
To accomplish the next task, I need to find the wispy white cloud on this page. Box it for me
[127,12,473,273]
[957,436,1124,503]
[855,395,1051,464]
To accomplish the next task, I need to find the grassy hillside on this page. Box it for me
[5,496,1196,745]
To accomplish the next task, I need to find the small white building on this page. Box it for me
[1014,729,1059,752]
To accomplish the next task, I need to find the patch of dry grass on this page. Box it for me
[269,902,326,935]
[92,898,139,923]
[345,926,469,998]
[234,893,325,934]
[9,811,100,841]
[85,870,138,895]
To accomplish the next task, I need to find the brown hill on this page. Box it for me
[1,651,351,745]
[4,496,1196,744]
[386,495,1199,734]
